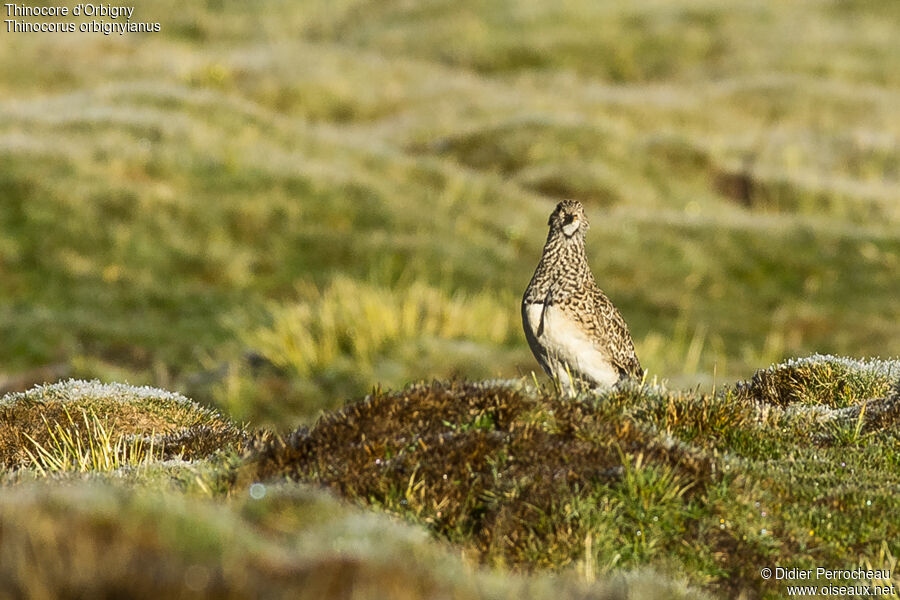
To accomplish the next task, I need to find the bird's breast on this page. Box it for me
[533,304,619,387]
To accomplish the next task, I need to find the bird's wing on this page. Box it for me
[583,286,643,380]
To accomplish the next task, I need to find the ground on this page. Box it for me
[2,357,899,599]
[1,1,898,598]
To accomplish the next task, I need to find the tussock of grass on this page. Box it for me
[203,270,535,428]
[22,405,164,475]
[734,354,900,408]
[250,277,519,375]
[0,380,246,471]
[239,380,727,585]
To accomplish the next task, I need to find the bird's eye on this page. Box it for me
[563,214,574,225]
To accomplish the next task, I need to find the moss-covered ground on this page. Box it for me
[2,356,898,598]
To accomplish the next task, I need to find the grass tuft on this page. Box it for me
[0,380,247,470]
[734,354,900,407]
[23,406,162,475]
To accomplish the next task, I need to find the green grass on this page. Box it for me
[22,405,164,475]
[1,0,898,427]
[0,380,247,470]
[1,0,899,598]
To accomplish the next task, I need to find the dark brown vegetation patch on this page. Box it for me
[242,380,717,567]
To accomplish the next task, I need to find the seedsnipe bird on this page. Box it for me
[522,200,643,394]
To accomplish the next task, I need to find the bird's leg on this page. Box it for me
[560,362,578,398]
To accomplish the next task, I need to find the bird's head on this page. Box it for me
[548,199,589,238]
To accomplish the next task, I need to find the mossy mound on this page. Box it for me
[0,481,703,600]
[0,380,247,470]
[734,354,900,408]
[243,380,717,566]
[241,357,900,599]
[730,355,900,448]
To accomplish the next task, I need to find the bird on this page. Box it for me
[522,199,643,394]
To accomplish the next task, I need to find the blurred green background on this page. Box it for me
[1,0,898,429]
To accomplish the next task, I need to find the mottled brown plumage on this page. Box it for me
[522,200,642,393]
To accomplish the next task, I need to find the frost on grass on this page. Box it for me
[0,380,246,470]
[734,354,900,408]
[725,354,900,446]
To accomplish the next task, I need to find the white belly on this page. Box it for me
[525,303,619,388]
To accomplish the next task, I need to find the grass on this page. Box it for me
[1,0,898,427]
[218,276,526,421]
[3,357,897,599]
[242,356,900,599]
[0,381,706,600]
[0,380,247,470]
[1,0,899,597]
[22,405,163,475]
